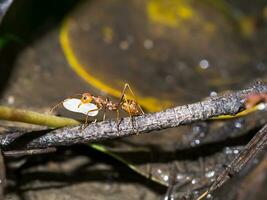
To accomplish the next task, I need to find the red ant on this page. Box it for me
[51,83,144,131]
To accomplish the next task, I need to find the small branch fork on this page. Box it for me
[0,82,266,150]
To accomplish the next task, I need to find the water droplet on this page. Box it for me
[235,121,242,128]
[190,139,201,146]
[207,194,212,199]
[144,39,154,49]
[205,171,215,178]
[199,59,209,69]
[164,195,175,200]
[191,179,197,184]
[163,175,169,181]
[225,147,233,154]
[210,91,217,97]
[195,139,200,145]
[233,149,239,154]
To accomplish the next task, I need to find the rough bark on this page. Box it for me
[0,81,266,149]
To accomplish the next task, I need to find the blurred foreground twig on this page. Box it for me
[0,106,80,127]
[197,122,267,200]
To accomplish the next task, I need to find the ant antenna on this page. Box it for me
[72,93,83,97]
[50,94,83,113]
[50,100,65,113]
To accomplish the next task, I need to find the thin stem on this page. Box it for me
[0,106,80,128]
[197,123,267,200]
[3,147,57,157]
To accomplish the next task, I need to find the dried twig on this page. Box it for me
[3,147,57,158]
[0,149,6,199]
[196,123,267,200]
[0,82,266,149]
[211,123,267,190]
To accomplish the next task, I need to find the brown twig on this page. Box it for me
[3,147,57,158]
[0,149,6,199]
[0,82,266,150]
[197,123,267,200]
[210,123,267,189]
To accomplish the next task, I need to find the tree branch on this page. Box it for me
[0,82,267,149]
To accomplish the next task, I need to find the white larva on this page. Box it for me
[62,98,98,116]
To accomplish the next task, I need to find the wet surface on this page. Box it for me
[6,146,164,200]
[66,0,267,107]
[0,0,267,199]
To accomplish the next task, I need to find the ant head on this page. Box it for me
[81,93,93,103]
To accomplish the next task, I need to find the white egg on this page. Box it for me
[62,98,98,116]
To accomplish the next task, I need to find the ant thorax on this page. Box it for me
[92,96,106,108]
[92,96,118,111]
[106,101,118,111]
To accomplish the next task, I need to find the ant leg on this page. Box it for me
[102,108,106,121]
[50,100,65,113]
[121,83,145,114]
[116,109,124,135]
[120,93,139,134]
[135,117,139,135]
[124,95,139,134]
[118,84,128,103]
[117,83,131,106]
[130,115,139,134]
[84,112,90,126]
[116,109,121,133]
[80,108,100,131]
[79,113,90,131]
